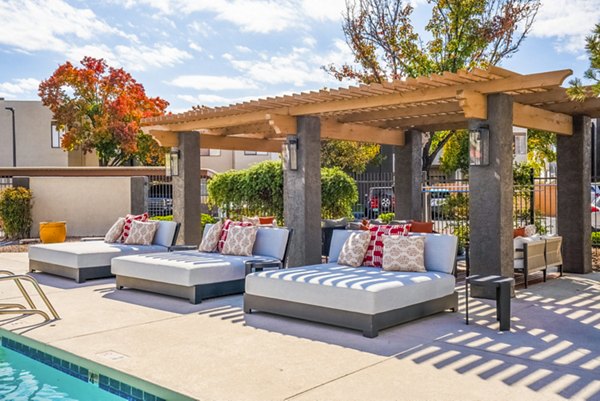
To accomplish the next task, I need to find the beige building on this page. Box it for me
[0,99,275,171]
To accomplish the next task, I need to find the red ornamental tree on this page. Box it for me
[39,57,169,166]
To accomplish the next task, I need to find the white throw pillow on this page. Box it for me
[199,220,223,252]
[124,220,159,246]
[222,225,258,256]
[524,224,537,237]
[104,217,125,243]
[337,231,371,267]
[513,234,541,259]
[381,235,426,272]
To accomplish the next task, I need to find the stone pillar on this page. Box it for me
[557,115,592,274]
[283,116,321,267]
[173,132,202,245]
[469,94,514,298]
[394,129,423,220]
[130,176,148,215]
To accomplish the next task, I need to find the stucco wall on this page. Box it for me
[29,177,135,237]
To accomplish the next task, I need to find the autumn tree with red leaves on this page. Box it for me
[39,57,169,166]
[328,0,539,175]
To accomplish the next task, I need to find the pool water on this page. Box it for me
[0,346,122,401]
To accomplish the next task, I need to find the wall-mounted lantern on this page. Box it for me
[469,127,489,166]
[282,135,298,171]
[165,147,180,177]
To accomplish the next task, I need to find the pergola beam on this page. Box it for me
[337,102,460,124]
[147,129,282,152]
[320,118,405,145]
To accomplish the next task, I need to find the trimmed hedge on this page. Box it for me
[207,160,358,222]
[0,187,33,240]
[151,214,216,228]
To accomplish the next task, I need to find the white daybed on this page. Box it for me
[244,230,459,337]
[111,225,292,304]
[28,221,179,283]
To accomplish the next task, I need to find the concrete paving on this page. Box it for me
[0,252,598,401]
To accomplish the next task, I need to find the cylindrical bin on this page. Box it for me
[39,221,67,244]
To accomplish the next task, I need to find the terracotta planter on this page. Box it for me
[39,221,67,244]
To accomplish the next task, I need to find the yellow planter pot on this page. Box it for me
[39,221,67,244]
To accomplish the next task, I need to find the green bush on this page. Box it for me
[0,187,33,240]
[592,232,600,246]
[207,160,358,222]
[150,214,216,228]
[378,212,395,224]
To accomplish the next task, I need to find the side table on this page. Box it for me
[465,275,514,331]
[244,258,283,276]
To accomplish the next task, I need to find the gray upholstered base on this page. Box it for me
[244,291,459,338]
[115,275,245,304]
[29,260,113,283]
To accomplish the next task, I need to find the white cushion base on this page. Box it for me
[111,251,259,287]
[28,241,168,269]
[245,264,456,315]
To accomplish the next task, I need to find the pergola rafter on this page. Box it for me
[143,67,599,151]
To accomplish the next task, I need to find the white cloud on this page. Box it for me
[0,78,40,98]
[300,0,345,22]
[189,41,203,52]
[235,45,252,53]
[225,40,351,87]
[178,94,239,105]
[0,0,129,53]
[531,0,600,53]
[66,43,192,72]
[168,75,259,91]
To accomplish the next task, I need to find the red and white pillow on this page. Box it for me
[363,224,411,267]
[217,219,254,252]
[119,213,149,243]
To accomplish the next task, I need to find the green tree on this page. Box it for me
[439,130,469,175]
[526,129,556,175]
[327,0,540,174]
[321,140,381,173]
[568,23,600,101]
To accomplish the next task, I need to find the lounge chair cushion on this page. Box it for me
[152,220,179,247]
[111,251,257,286]
[29,241,168,269]
[329,230,457,274]
[245,264,456,315]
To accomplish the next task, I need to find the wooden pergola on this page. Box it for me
[142,67,598,284]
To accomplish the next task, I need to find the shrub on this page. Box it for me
[378,212,395,224]
[592,232,600,246]
[0,187,33,240]
[150,214,217,229]
[207,160,358,222]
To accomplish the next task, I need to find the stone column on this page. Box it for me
[394,129,423,220]
[173,131,202,245]
[283,116,321,267]
[130,176,148,215]
[557,115,592,274]
[469,94,514,298]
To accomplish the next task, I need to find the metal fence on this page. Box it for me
[350,171,394,219]
[592,176,600,262]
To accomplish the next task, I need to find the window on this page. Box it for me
[200,149,221,156]
[51,121,65,148]
[514,133,527,156]
[244,151,269,156]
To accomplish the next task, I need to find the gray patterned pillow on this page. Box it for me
[337,231,370,267]
[199,220,223,252]
[124,220,159,246]
[221,225,258,256]
[104,217,125,243]
[381,235,426,272]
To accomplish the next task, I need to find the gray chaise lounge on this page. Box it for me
[28,221,180,283]
[111,225,292,304]
[244,230,459,337]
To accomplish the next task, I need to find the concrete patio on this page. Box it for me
[0,251,598,401]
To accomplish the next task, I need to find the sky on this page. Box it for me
[0,0,599,114]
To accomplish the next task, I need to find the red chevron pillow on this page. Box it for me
[119,213,149,243]
[363,224,411,267]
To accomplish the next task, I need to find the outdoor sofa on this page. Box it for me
[111,224,292,304]
[28,221,180,283]
[514,235,563,288]
[244,230,459,338]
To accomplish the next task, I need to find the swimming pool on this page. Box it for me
[0,336,184,401]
